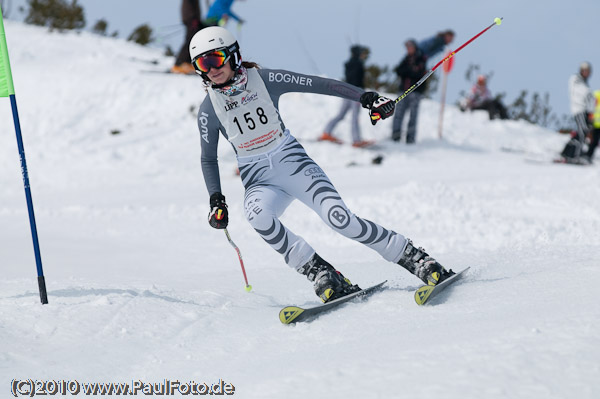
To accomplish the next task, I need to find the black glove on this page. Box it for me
[360,91,395,125]
[208,192,228,229]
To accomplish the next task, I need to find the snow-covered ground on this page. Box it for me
[1,22,599,399]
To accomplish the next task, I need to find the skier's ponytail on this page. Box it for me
[242,61,260,70]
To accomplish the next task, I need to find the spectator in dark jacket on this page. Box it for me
[319,45,374,147]
[391,39,427,143]
[172,0,205,74]
[418,30,455,61]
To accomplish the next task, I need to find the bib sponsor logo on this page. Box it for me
[268,72,313,87]
[224,100,239,112]
[241,92,258,105]
[236,129,278,151]
[198,112,210,143]
[328,205,350,229]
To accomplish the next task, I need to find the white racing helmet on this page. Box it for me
[189,26,242,80]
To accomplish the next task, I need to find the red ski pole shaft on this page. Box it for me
[224,228,252,292]
[392,17,503,106]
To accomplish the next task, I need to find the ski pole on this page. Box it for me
[224,228,252,292]
[371,17,503,123]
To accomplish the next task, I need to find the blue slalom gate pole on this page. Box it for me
[10,94,48,304]
[1,7,48,304]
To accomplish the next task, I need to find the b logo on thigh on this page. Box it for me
[328,205,350,229]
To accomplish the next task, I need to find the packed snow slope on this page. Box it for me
[1,22,599,399]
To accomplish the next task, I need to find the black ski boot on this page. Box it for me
[398,240,454,285]
[298,253,361,303]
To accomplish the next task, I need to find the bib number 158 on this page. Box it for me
[233,107,268,134]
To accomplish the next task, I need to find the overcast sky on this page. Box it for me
[5,0,600,127]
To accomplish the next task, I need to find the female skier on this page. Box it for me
[191,27,454,302]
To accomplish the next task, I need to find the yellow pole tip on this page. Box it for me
[494,17,502,25]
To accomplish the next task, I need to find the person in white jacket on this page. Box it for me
[560,62,594,163]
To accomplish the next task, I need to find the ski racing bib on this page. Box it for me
[207,69,286,156]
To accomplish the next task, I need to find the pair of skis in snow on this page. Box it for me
[279,267,470,324]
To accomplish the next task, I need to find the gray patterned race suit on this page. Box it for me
[198,68,407,270]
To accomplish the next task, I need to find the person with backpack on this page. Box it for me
[560,62,595,164]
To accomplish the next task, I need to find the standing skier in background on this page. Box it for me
[190,26,455,302]
[560,62,594,164]
[319,45,374,147]
[171,0,205,75]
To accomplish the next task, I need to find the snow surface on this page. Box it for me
[1,22,599,399]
